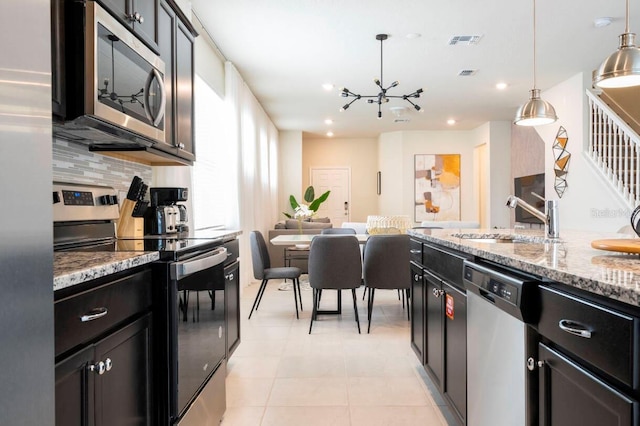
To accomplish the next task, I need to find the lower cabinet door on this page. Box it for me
[225,261,241,358]
[443,281,467,424]
[425,271,444,389]
[95,314,153,426]
[410,262,425,363]
[539,343,638,426]
[55,345,95,426]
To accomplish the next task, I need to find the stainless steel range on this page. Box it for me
[53,182,228,425]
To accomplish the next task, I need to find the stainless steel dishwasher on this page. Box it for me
[463,260,539,426]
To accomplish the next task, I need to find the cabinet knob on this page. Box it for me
[526,357,544,371]
[226,273,234,281]
[178,143,185,149]
[129,12,144,24]
[88,361,106,375]
[413,274,422,282]
[105,358,113,372]
[432,288,445,298]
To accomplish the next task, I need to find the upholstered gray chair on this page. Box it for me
[249,231,303,319]
[307,235,362,334]
[362,234,411,333]
[321,227,356,235]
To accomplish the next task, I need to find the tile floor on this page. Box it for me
[221,278,456,426]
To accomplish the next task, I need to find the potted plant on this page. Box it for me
[283,186,331,233]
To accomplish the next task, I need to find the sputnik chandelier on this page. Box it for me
[339,34,423,119]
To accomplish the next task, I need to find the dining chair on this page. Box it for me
[248,230,303,319]
[307,235,362,334]
[321,227,356,235]
[362,234,411,333]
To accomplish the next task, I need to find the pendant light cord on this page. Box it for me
[532,0,537,90]
[626,0,630,33]
[380,37,384,88]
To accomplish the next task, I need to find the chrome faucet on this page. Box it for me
[506,195,559,239]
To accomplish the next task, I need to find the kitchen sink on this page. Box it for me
[452,233,551,244]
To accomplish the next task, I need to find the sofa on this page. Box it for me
[267,219,332,270]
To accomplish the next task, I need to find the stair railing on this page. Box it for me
[587,89,640,208]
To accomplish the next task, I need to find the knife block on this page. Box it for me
[116,199,144,238]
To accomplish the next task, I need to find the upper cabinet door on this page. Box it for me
[98,0,158,52]
[175,20,195,161]
[129,0,158,51]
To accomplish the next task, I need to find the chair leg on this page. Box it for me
[292,278,299,319]
[362,286,368,300]
[297,278,303,311]
[248,279,268,319]
[401,288,405,309]
[397,289,401,300]
[367,288,376,333]
[351,289,361,334]
[309,289,319,334]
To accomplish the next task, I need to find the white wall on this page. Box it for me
[484,121,512,228]
[535,73,629,232]
[279,130,303,217]
[302,137,378,222]
[377,130,478,225]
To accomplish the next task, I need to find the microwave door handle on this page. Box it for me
[170,247,227,280]
[144,68,167,127]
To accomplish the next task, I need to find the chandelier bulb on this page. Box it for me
[414,105,421,111]
[391,81,399,88]
[377,111,382,119]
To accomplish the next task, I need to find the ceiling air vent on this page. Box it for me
[458,69,478,76]
[448,35,483,46]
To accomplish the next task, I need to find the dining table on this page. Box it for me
[269,233,369,314]
[269,233,369,246]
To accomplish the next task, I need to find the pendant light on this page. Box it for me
[514,0,558,126]
[593,0,640,88]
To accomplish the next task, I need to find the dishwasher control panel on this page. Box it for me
[463,260,539,323]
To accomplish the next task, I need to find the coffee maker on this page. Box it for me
[146,187,189,235]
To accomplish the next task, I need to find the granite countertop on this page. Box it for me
[408,228,640,308]
[54,251,160,292]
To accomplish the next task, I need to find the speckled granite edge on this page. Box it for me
[54,252,160,291]
[408,228,640,308]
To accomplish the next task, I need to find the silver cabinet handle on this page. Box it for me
[88,361,106,375]
[226,273,234,281]
[432,288,445,297]
[80,307,108,322]
[558,319,592,338]
[413,273,422,282]
[105,358,113,372]
[410,249,421,255]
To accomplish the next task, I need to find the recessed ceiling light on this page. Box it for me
[322,83,334,91]
[324,118,333,125]
[326,131,334,137]
[447,119,456,125]
[406,33,421,39]
[496,82,508,90]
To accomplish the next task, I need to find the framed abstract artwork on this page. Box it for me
[414,154,461,222]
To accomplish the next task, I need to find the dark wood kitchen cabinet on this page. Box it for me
[533,285,640,426]
[156,0,196,163]
[98,0,159,51]
[224,238,241,358]
[54,267,154,426]
[411,240,469,426]
[51,0,65,117]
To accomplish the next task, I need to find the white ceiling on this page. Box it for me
[190,0,639,138]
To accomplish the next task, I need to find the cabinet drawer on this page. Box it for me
[410,239,422,264]
[55,269,152,357]
[538,286,639,389]
[223,238,240,265]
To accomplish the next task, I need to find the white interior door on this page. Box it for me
[311,168,350,227]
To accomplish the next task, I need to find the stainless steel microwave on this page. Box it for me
[53,1,166,148]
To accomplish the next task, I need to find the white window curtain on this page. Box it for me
[225,62,279,286]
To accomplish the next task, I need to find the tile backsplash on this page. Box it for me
[53,139,152,194]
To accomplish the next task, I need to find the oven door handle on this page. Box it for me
[170,247,227,280]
